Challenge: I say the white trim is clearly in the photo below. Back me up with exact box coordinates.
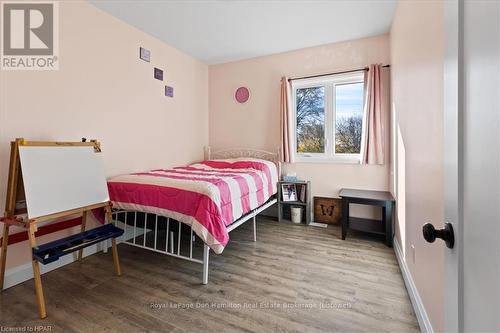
[309,222,328,228]
[443,0,463,331]
[394,237,434,333]
[294,155,361,164]
[2,242,107,290]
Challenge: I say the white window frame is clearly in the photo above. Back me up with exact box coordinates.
[291,72,365,164]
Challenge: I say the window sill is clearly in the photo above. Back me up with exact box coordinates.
[294,156,362,164]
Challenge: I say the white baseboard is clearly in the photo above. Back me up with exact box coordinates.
[393,238,434,333]
[309,222,328,228]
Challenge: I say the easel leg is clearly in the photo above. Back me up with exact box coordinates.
[28,224,46,319]
[105,207,121,276]
[77,211,88,261]
[31,260,46,318]
[0,224,10,291]
[111,239,121,276]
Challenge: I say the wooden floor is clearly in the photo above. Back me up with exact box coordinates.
[0,218,419,332]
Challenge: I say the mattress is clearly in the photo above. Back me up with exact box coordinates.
[107,158,278,254]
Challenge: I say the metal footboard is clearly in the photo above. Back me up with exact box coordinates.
[110,197,277,284]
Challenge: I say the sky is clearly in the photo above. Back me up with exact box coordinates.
[335,82,364,119]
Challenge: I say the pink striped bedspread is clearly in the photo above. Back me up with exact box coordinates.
[107,159,278,254]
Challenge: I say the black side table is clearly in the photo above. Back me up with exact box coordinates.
[339,188,395,247]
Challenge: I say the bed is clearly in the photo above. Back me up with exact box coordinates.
[107,147,280,284]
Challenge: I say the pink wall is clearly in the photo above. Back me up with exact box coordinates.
[0,1,208,271]
[390,1,444,331]
[209,35,391,217]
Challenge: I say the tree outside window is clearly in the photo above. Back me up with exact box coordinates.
[293,73,365,162]
[296,86,325,153]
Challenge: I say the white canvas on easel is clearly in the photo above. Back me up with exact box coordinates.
[18,146,109,219]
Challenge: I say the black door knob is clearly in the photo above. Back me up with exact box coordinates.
[422,223,454,249]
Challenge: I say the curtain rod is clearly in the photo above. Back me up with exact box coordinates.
[288,64,390,82]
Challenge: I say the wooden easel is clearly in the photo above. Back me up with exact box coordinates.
[0,139,122,319]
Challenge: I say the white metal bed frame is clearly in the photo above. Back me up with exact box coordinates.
[111,147,281,285]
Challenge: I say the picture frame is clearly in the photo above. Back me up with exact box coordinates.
[165,85,174,97]
[235,86,250,103]
[139,47,150,62]
[154,67,163,81]
[281,184,297,202]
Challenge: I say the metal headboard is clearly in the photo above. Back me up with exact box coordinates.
[204,146,282,176]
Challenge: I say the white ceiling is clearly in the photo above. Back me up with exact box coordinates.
[90,0,397,65]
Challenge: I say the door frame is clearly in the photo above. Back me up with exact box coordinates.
[443,0,464,331]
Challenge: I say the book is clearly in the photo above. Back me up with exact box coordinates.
[299,184,306,203]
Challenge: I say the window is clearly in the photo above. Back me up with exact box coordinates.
[292,72,365,163]
[296,86,325,154]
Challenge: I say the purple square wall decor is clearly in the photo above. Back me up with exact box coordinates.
[154,68,163,81]
[139,47,150,62]
[165,85,174,98]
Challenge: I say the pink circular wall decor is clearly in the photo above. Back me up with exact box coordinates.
[235,86,250,103]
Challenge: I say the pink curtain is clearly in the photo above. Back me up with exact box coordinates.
[280,77,293,163]
[362,64,385,164]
